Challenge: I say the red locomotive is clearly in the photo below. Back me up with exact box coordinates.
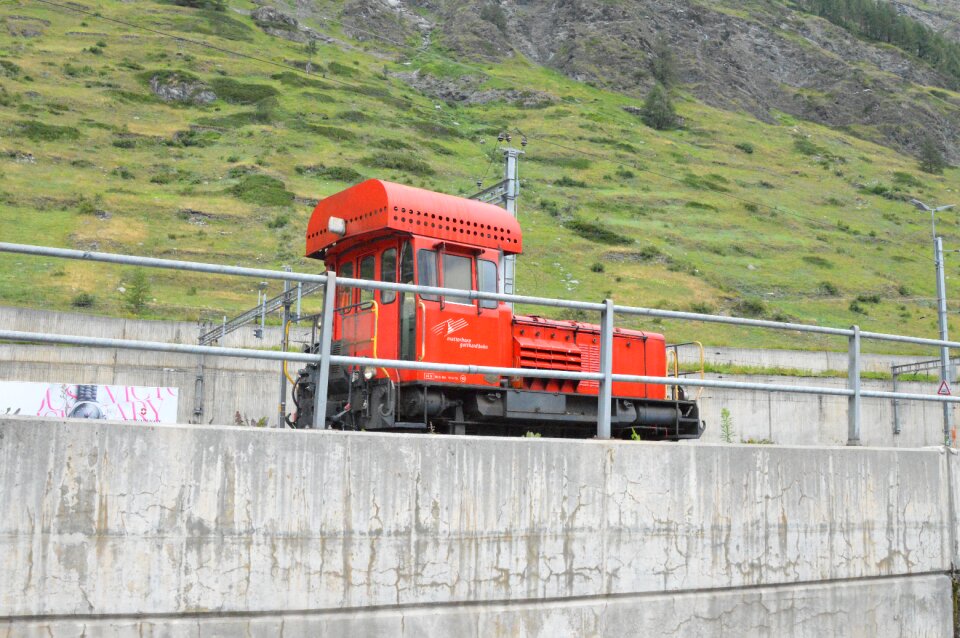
[291,179,703,440]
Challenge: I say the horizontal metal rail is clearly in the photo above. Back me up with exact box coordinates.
[8,241,960,349]
[5,330,960,406]
[4,241,960,445]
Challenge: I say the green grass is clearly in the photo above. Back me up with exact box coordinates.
[0,0,959,356]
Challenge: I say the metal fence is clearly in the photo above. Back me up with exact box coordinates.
[2,241,960,446]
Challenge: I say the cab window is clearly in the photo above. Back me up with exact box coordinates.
[337,261,353,309]
[381,248,397,304]
[478,259,498,309]
[417,249,438,301]
[442,253,472,305]
[359,254,375,304]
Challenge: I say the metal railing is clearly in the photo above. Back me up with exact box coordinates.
[2,241,960,446]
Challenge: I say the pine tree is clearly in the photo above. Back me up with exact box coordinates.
[124,269,151,315]
[919,135,947,175]
[641,83,678,130]
[650,36,676,87]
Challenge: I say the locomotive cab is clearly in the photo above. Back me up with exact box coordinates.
[292,179,703,440]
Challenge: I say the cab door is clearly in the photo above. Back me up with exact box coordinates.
[415,246,503,387]
[336,251,381,364]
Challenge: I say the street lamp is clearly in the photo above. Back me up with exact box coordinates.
[911,199,956,445]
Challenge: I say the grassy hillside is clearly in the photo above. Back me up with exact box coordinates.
[2,0,960,353]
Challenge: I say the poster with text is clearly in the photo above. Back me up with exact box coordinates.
[0,382,179,423]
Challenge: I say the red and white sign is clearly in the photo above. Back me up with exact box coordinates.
[939,380,952,396]
[0,381,178,423]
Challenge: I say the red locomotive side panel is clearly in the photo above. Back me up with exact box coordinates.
[512,316,667,400]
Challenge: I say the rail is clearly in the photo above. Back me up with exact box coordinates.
[1,241,959,445]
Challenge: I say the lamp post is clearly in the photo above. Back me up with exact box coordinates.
[911,199,956,446]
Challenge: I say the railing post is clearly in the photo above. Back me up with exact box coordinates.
[891,364,901,436]
[847,324,861,446]
[598,298,614,439]
[313,271,336,429]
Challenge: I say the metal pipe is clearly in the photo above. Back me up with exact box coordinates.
[0,329,321,364]
[892,365,901,436]
[848,325,862,446]
[279,275,290,429]
[0,242,330,286]
[936,236,953,446]
[614,304,854,337]
[12,328,960,403]
[313,272,337,430]
[9,241,960,349]
[597,299,614,439]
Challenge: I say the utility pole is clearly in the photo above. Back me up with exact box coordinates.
[502,146,523,297]
[911,199,956,446]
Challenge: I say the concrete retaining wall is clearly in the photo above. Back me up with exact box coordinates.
[0,416,955,636]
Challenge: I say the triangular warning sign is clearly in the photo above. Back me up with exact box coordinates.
[939,380,952,396]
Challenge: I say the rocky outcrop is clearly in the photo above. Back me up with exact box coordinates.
[251,6,328,44]
[364,0,960,161]
[392,70,556,107]
[148,73,216,105]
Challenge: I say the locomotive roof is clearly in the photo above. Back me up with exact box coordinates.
[306,179,523,259]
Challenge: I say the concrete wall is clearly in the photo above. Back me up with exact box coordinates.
[698,374,956,447]
[0,416,955,636]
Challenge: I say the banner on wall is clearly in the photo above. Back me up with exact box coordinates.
[0,382,179,423]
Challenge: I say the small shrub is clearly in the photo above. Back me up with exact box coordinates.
[270,71,330,89]
[266,214,289,229]
[849,300,867,315]
[819,281,839,296]
[338,110,368,123]
[802,255,833,268]
[111,166,135,180]
[682,173,729,192]
[615,167,635,179]
[15,120,80,142]
[0,60,21,78]
[71,292,95,308]
[209,77,278,104]
[372,138,412,151]
[566,218,632,245]
[112,138,137,149]
[743,202,759,213]
[689,301,714,314]
[360,153,434,176]
[296,164,363,182]
[732,297,767,318]
[720,408,735,444]
[898,284,910,296]
[856,293,881,304]
[685,201,718,211]
[77,195,104,215]
[590,262,605,273]
[554,176,588,188]
[539,199,561,217]
[230,174,295,207]
[892,171,923,188]
[295,123,356,141]
[734,142,754,154]
[327,61,355,77]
